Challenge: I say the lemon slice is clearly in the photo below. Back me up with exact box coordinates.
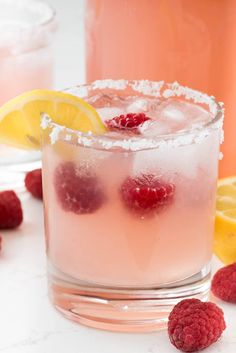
[0,89,106,149]
[215,176,236,264]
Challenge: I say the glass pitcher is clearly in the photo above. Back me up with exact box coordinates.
[85,0,236,177]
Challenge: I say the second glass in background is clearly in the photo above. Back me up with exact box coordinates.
[0,0,56,190]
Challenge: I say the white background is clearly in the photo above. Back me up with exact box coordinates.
[49,0,85,89]
[0,0,236,352]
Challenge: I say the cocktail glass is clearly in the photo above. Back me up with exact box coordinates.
[0,0,56,191]
[41,80,223,332]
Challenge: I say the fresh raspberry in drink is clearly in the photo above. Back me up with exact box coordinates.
[120,174,175,215]
[168,298,226,352]
[211,263,236,303]
[54,162,105,214]
[0,191,23,229]
[106,112,151,132]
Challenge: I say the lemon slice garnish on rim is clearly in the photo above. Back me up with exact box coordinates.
[0,89,106,149]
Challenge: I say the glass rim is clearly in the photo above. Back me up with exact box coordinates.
[42,80,224,152]
[0,0,56,54]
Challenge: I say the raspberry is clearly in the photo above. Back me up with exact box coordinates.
[106,112,151,132]
[0,191,23,229]
[168,299,226,352]
[54,162,105,214]
[211,263,236,303]
[120,174,175,215]
[25,169,43,199]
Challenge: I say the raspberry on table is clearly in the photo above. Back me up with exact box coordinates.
[106,112,151,132]
[25,169,43,199]
[0,190,23,229]
[54,162,105,214]
[120,174,175,215]
[211,263,236,303]
[168,298,226,352]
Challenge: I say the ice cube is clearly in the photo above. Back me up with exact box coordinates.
[87,93,126,108]
[158,101,186,122]
[126,98,149,113]
[126,97,160,113]
[97,107,124,122]
[158,99,210,127]
[133,143,200,180]
[140,120,171,137]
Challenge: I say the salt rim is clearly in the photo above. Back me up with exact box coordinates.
[41,80,224,152]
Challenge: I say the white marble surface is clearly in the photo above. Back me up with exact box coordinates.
[0,0,236,352]
[0,196,236,353]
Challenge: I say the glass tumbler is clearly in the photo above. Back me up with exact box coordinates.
[41,80,223,332]
[0,0,56,191]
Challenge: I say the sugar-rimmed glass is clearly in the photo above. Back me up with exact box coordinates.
[41,80,223,332]
[0,0,56,191]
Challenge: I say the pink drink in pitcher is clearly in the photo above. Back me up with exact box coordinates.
[85,0,235,177]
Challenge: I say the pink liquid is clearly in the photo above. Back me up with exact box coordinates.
[43,95,219,287]
[85,0,236,177]
[0,0,55,181]
[0,43,53,190]
[0,47,53,105]
[0,47,53,190]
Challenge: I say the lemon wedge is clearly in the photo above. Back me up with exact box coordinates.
[0,89,106,149]
[215,176,236,264]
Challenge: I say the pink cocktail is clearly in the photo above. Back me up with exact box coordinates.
[42,80,223,332]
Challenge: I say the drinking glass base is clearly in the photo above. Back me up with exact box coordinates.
[48,265,211,332]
